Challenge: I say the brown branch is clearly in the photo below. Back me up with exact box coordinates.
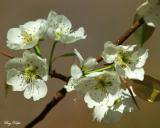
[0,51,14,58]
[25,71,69,128]
[50,70,70,82]
[25,88,67,128]
[25,18,145,128]
[96,18,144,62]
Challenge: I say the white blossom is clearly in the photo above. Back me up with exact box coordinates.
[64,49,98,93]
[5,51,48,101]
[47,10,86,43]
[65,70,121,102]
[137,0,160,27]
[84,88,136,123]
[102,41,148,81]
[7,19,48,50]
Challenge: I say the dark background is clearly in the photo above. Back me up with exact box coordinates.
[0,0,160,128]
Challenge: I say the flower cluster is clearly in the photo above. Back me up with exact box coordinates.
[6,10,86,101]
[65,42,148,123]
[5,1,158,124]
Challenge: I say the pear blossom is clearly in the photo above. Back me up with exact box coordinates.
[47,10,86,43]
[7,19,48,50]
[84,88,136,123]
[65,69,121,102]
[137,0,160,27]
[64,49,98,93]
[102,41,148,81]
[5,51,48,101]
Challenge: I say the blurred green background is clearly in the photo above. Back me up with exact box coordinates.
[0,0,160,128]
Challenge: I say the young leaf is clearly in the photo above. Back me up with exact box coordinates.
[53,52,76,63]
[132,75,160,102]
[134,14,155,47]
[58,52,76,58]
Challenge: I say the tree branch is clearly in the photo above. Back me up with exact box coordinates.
[25,18,144,128]
[25,88,67,128]
[50,70,70,82]
[96,18,144,62]
[0,51,14,59]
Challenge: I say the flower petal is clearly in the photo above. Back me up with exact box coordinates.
[131,48,149,68]
[7,28,24,50]
[84,93,99,108]
[24,79,47,101]
[93,104,108,122]
[83,57,97,71]
[6,69,27,91]
[125,66,145,81]
[71,64,82,79]
[102,41,118,63]
[60,27,86,43]
[74,49,84,65]
[118,44,136,52]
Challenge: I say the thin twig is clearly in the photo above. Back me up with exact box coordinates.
[120,78,141,110]
[96,18,144,62]
[0,51,14,58]
[25,18,144,128]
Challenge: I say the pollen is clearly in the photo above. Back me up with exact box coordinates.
[21,30,36,44]
[95,75,112,92]
[24,65,38,79]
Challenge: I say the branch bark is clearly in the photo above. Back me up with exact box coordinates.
[25,18,144,128]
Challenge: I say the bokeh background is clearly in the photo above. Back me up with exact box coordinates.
[0,0,160,128]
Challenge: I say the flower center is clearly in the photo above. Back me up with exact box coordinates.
[116,51,131,68]
[24,65,39,79]
[95,75,112,92]
[21,30,36,44]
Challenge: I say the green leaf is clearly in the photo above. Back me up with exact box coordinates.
[132,75,160,102]
[134,14,155,47]
[58,52,76,58]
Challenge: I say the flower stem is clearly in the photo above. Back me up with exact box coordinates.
[34,45,42,57]
[84,64,114,75]
[49,41,58,75]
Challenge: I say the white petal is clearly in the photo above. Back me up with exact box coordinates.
[88,89,106,102]
[84,93,99,108]
[47,27,57,40]
[7,28,24,50]
[64,78,76,92]
[6,69,27,91]
[93,104,108,122]
[60,27,86,44]
[115,64,126,79]
[125,66,145,81]
[24,79,47,101]
[5,57,25,71]
[131,48,149,68]
[102,41,118,63]
[74,49,84,65]
[118,44,136,52]
[83,57,98,71]
[70,64,82,79]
